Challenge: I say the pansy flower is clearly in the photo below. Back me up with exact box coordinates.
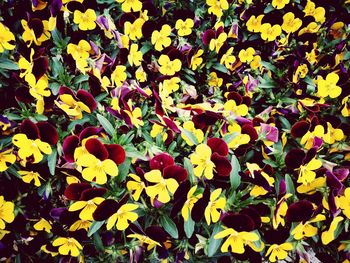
[0,148,16,172]
[21,18,51,46]
[206,0,229,18]
[52,237,82,257]
[181,185,202,221]
[158,55,182,76]
[175,18,194,37]
[55,86,97,119]
[0,22,15,52]
[190,144,216,180]
[73,9,96,30]
[316,72,342,99]
[204,188,226,225]
[246,15,264,32]
[0,196,15,229]
[116,0,142,13]
[151,24,172,51]
[12,119,58,164]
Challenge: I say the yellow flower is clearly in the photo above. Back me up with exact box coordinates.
[151,24,172,51]
[207,0,229,18]
[53,237,82,257]
[291,214,326,240]
[190,49,204,70]
[162,77,180,94]
[272,195,291,229]
[73,9,96,31]
[304,0,325,23]
[209,32,227,53]
[317,73,342,99]
[111,65,127,87]
[323,122,344,144]
[208,72,223,88]
[69,197,104,220]
[76,153,118,185]
[128,233,161,250]
[126,173,145,201]
[128,43,143,67]
[214,228,259,254]
[260,23,282,42]
[18,170,44,187]
[124,18,144,40]
[190,144,215,180]
[145,170,179,204]
[224,100,248,116]
[181,121,204,146]
[0,23,15,52]
[338,188,350,219]
[300,124,324,149]
[116,0,142,12]
[266,243,293,262]
[67,40,91,60]
[158,55,182,76]
[175,18,194,36]
[293,63,308,83]
[297,158,322,185]
[204,188,226,225]
[272,0,289,9]
[250,55,262,70]
[34,218,52,233]
[55,94,91,120]
[246,15,264,32]
[220,47,236,69]
[297,176,326,194]
[125,104,144,128]
[0,196,15,229]
[12,133,52,163]
[282,12,302,33]
[0,149,16,172]
[321,216,344,245]
[21,20,51,46]
[182,186,202,221]
[69,220,91,231]
[106,203,139,230]
[238,47,255,63]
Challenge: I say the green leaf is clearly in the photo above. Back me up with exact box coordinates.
[47,149,57,176]
[207,224,223,257]
[181,128,198,145]
[184,157,195,184]
[88,221,105,237]
[0,59,19,70]
[96,113,115,137]
[184,216,195,238]
[93,232,104,251]
[160,215,179,239]
[115,158,131,183]
[229,154,241,190]
[212,63,228,74]
[285,174,295,195]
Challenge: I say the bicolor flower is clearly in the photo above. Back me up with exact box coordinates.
[34,218,52,233]
[69,197,105,221]
[321,216,344,245]
[297,157,322,185]
[291,214,326,240]
[127,233,161,250]
[116,0,142,12]
[18,170,44,187]
[190,49,204,70]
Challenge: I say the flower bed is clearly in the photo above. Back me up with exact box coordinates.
[0,0,350,262]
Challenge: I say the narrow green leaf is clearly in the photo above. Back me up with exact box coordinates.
[96,113,115,137]
[212,63,228,74]
[93,232,104,251]
[0,59,19,70]
[160,215,179,239]
[229,155,241,190]
[116,158,131,183]
[184,157,195,184]
[181,128,198,145]
[184,216,195,238]
[88,221,105,237]
[207,224,223,257]
[285,174,295,195]
[48,149,57,175]
[222,132,238,144]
